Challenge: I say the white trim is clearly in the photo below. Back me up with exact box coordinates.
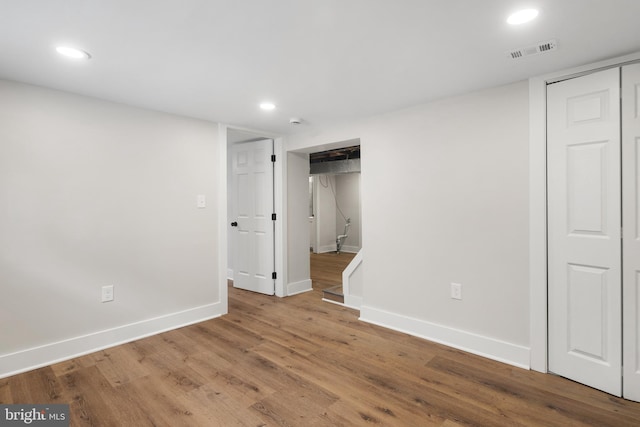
[317,244,337,253]
[320,295,363,311]
[528,51,640,374]
[287,279,312,296]
[218,124,229,314]
[312,241,358,255]
[360,305,530,369]
[322,298,347,307]
[274,137,286,297]
[0,303,224,379]
[227,268,233,281]
[339,245,360,254]
[342,250,363,310]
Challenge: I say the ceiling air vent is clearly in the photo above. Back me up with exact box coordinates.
[507,39,557,59]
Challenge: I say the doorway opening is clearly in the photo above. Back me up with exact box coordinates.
[227,127,277,296]
[308,145,361,304]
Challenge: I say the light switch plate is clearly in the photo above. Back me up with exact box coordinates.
[197,194,206,208]
[101,285,114,303]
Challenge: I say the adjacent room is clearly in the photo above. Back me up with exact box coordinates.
[2,1,640,425]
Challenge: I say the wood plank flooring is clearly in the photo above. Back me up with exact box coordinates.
[311,251,356,293]
[3,261,640,425]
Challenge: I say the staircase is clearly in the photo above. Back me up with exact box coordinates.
[322,285,344,304]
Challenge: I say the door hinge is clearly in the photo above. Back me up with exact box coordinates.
[272,272,277,280]
[272,213,277,221]
[271,154,276,162]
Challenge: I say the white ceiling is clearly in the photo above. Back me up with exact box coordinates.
[2,0,640,135]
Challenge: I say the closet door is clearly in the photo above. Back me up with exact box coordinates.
[547,68,622,396]
[623,63,640,402]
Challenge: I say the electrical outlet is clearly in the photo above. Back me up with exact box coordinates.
[451,283,462,300]
[101,285,114,303]
[197,194,206,208]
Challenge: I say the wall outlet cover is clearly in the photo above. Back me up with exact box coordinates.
[451,283,462,300]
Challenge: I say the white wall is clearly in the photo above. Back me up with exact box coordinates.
[0,80,223,377]
[314,175,338,253]
[286,152,312,295]
[334,173,361,252]
[287,81,530,367]
[313,173,362,253]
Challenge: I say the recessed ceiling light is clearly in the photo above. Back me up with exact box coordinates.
[507,9,539,25]
[56,46,91,60]
[259,102,276,111]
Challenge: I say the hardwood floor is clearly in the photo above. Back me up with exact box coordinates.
[3,267,640,425]
[310,251,356,292]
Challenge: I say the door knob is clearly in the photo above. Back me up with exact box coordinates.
[230,221,238,227]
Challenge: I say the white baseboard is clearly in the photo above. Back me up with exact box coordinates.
[317,244,337,253]
[322,298,345,307]
[322,296,361,312]
[0,302,225,379]
[340,245,361,254]
[227,268,233,280]
[359,305,530,370]
[317,245,360,254]
[287,279,312,296]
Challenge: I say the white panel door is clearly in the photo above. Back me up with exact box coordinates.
[547,68,622,396]
[623,63,640,402]
[231,139,275,295]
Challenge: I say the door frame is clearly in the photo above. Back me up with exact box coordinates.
[286,138,362,298]
[528,51,640,373]
[230,138,276,295]
[222,124,286,298]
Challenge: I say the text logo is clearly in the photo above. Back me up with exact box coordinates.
[0,405,69,426]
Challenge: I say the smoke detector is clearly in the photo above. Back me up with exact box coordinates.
[507,39,557,59]
[289,118,303,125]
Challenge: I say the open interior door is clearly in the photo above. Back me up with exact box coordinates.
[230,139,275,295]
[622,63,640,402]
[547,68,622,396]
